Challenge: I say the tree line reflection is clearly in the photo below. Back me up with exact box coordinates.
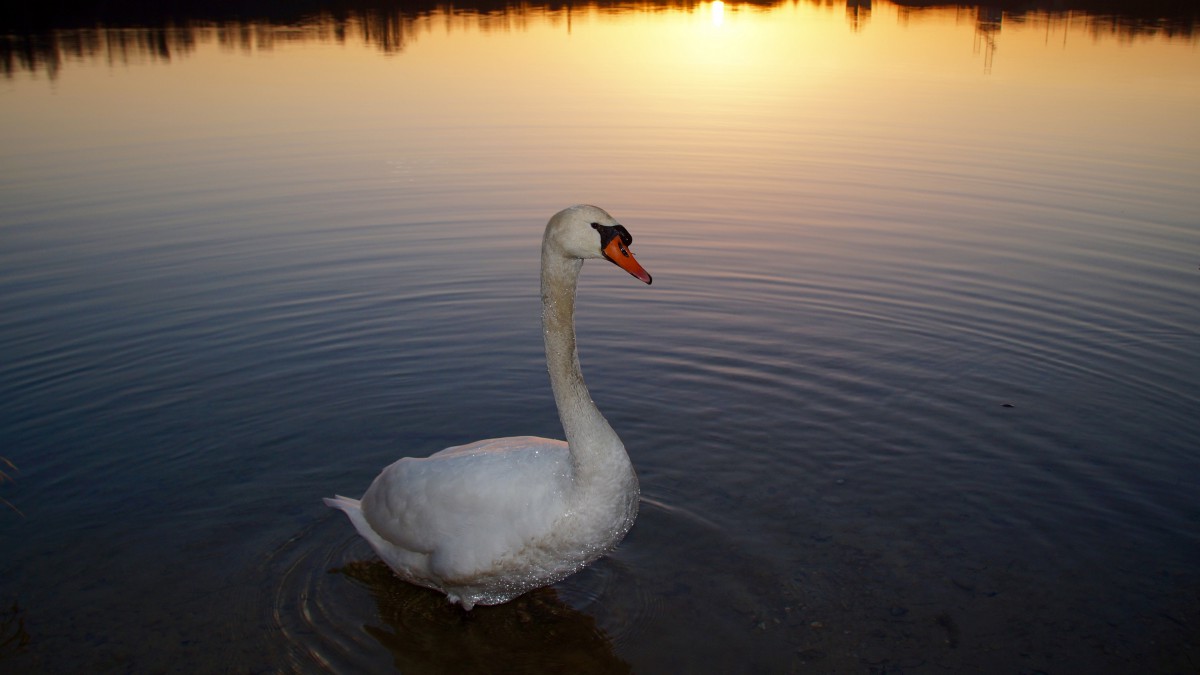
[3,0,1197,78]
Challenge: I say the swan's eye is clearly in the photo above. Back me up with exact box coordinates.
[593,222,633,252]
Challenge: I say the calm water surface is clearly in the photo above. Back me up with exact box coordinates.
[2,1,1199,672]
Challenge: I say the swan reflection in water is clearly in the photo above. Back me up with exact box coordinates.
[331,560,631,674]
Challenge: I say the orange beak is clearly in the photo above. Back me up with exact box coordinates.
[603,236,652,285]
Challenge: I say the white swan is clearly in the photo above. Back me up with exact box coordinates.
[325,205,652,609]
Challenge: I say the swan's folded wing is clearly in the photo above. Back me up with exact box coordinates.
[360,437,572,568]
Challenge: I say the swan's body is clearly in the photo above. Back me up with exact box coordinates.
[325,205,652,609]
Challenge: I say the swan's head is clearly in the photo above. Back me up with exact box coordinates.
[545,205,653,285]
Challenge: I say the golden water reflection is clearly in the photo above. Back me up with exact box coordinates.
[3,0,1197,79]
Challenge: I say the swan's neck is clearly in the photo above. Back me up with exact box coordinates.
[540,252,630,485]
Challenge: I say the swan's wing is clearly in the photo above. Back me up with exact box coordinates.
[360,436,572,575]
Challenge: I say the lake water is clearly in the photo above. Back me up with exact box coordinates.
[2,1,1199,672]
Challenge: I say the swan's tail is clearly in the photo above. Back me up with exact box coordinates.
[323,495,361,512]
[323,495,395,561]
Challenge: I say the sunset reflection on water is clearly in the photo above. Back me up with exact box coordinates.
[5,1,1198,78]
[8,0,1195,215]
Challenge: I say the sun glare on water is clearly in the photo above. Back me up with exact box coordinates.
[710,1,725,27]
